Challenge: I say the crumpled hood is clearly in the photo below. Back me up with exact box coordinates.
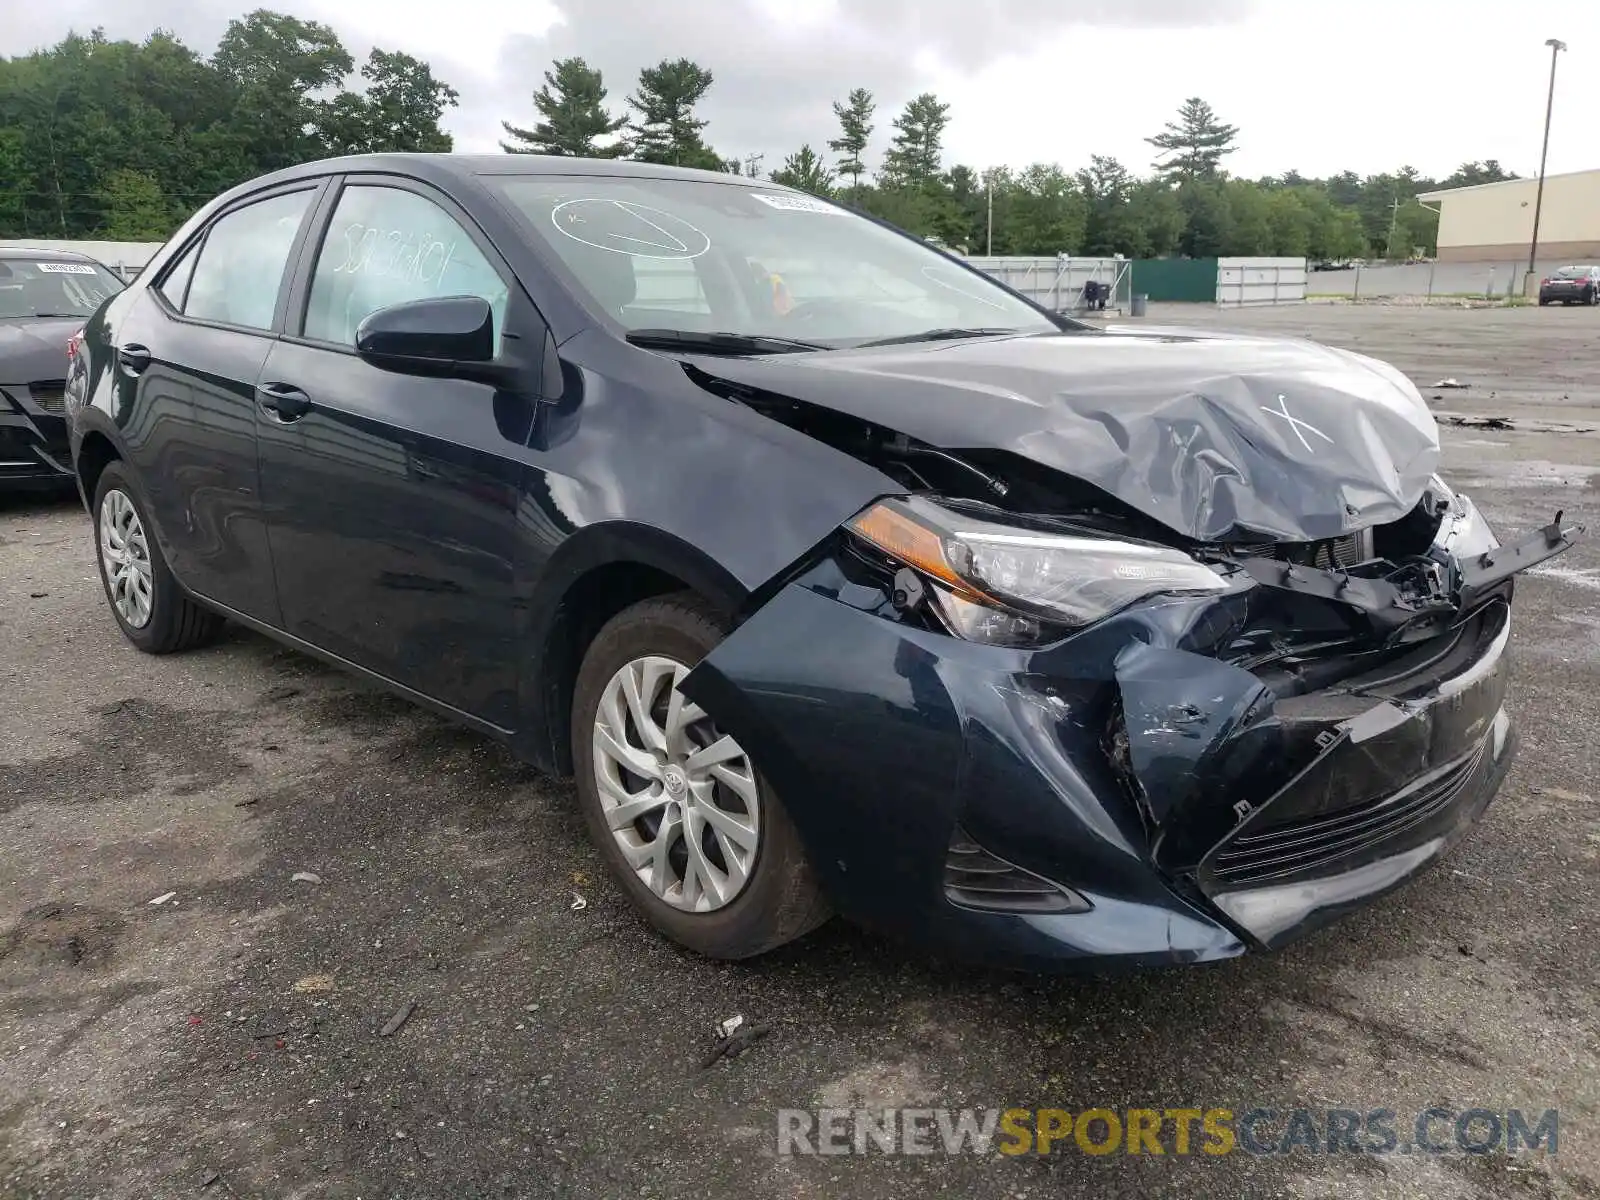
[688,326,1440,543]
[0,317,81,385]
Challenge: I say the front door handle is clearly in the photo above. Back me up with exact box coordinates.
[257,382,312,421]
[117,344,151,376]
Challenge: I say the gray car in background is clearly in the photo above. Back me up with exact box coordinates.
[0,247,124,491]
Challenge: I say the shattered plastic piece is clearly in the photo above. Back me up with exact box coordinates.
[700,1022,772,1069]
[379,1000,417,1038]
[290,871,323,884]
[1431,378,1470,388]
[569,892,588,911]
[148,892,177,906]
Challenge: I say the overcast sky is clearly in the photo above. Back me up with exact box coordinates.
[8,0,1599,182]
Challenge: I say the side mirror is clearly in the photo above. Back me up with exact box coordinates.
[355,296,497,377]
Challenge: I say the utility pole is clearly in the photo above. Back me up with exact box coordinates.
[1528,37,1567,283]
[1386,193,1403,260]
[986,176,994,256]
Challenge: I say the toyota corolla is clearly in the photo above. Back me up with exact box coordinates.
[66,155,1580,968]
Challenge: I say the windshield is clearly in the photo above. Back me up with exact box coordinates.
[1552,266,1593,279]
[0,258,124,319]
[485,175,1060,348]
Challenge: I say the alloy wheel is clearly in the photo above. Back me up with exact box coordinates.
[99,489,153,629]
[591,655,761,913]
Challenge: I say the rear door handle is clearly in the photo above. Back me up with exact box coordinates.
[117,344,151,376]
[257,382,312,421]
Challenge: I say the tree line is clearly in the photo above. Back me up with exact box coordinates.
[1,13,1518,262]
[0,11,458,240]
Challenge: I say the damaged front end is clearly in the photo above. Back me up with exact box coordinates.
[678,434,1580,966]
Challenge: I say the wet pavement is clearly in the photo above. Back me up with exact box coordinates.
[2,304,1598,1199]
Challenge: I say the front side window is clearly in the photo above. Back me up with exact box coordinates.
[184,190,314,331]
[0,258,123,320]
[303,185,509,349]
[485,175,1060,347]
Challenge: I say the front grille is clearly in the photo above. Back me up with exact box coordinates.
[944,829,1089,914]
[1233,530,1372,569]
[1210,742,1487,886]
[28,380,66,414]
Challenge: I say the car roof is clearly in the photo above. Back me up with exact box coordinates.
[0,246,102,263]
[236,152,795,192]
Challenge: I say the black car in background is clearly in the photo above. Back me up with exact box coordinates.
[0,248,124,491]
[65,155,1579,969]
[1537,264,1600,306]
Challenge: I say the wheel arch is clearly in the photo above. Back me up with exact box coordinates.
[74,429,122,510]
[520,521,750,774]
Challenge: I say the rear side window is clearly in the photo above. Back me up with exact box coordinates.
[183,190,314,331]
[157,240,199,310]
[302,185,509,349]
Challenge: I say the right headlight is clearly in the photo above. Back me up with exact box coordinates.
[1428,474,1499,559]
[846,496,1230,646]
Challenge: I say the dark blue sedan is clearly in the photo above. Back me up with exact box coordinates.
[66,155,1578,968]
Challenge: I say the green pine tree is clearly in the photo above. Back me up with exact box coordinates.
[502,57,626,157]
[828,88,874,197]
[626,58,721,170]
[1147,97,1239,182]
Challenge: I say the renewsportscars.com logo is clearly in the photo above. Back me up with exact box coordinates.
[775,1107,1560,1157]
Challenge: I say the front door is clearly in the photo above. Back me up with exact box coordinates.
[117,186,319,624]
[256,179,531,728]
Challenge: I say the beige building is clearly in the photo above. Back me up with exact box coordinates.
[1418,169,1600,263]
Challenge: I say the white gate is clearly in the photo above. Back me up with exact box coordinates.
[963,255,1132,314]
[1217,257,1307,306]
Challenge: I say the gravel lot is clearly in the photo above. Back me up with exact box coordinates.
[3,303,1598,1199]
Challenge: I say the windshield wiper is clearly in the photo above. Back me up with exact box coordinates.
[625,329,828,355]
[854,326,1027,348]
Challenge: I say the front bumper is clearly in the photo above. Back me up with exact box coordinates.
[0,384,73,491]
[681,570,1517,970]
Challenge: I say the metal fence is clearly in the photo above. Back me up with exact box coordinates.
[1304,260,1561,301]
[1216,257,1308,307]
[962,255,1132,314]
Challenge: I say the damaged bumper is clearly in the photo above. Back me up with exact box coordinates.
[680,549,1529,970]
[0,385,73,491]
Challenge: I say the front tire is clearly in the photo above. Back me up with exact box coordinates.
[571,594,829,959]
[93,462,223,654]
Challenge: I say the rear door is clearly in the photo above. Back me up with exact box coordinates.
[254,175,535,727]
[116,184,324,624]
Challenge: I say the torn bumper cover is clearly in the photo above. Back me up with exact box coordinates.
[678,515,1576,970]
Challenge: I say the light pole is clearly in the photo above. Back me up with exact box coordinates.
[1527,37,1566,281]
[985,175,994,256]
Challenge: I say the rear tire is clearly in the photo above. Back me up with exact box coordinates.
[570,593,830,959]
[93,462,224,654]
